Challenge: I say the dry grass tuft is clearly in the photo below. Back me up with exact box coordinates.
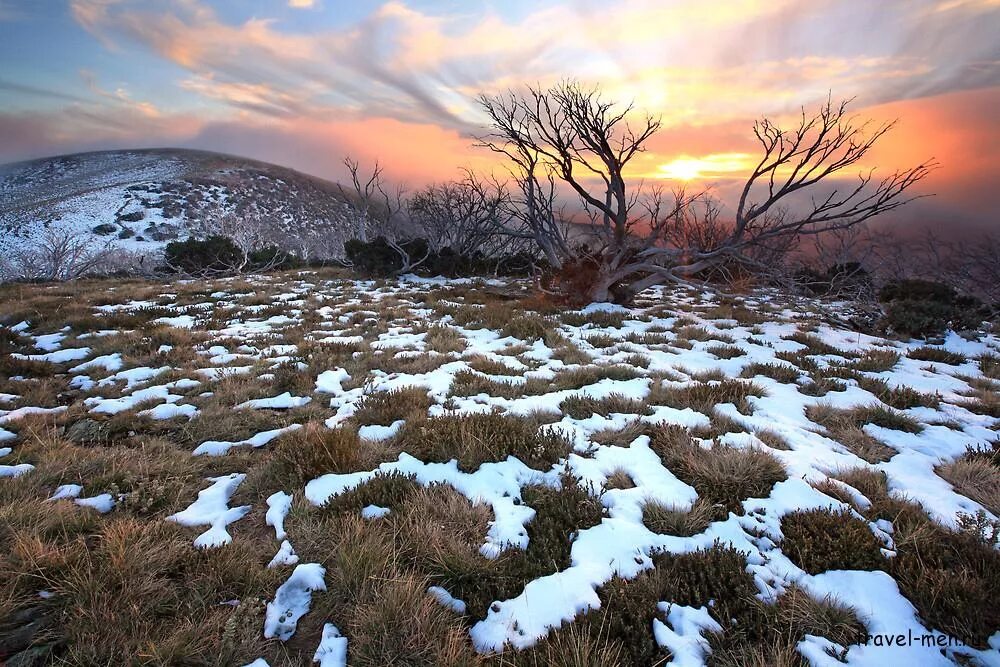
[649,425,786,513]
[805,403,917,463]
[558,393,651,419]
[272,422,362,480]
[937,446,1000,515]
[397,412,571,472]
[353,386,432,426]
[649,379,766,415]
[425,324,466,354]
[641,498,722,536]
[908,346,966,365]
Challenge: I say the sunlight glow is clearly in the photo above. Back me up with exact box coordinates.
[657,153,754,181]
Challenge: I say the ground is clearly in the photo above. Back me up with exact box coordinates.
[0,270,998,667]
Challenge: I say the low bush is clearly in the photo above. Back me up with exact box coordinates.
[908,346,965,365]
[780,509,885,574]
[879,279,987,337]
[164,235,245,275]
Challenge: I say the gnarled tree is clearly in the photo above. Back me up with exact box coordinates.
[340,156,429,275]
[479,83,936,304]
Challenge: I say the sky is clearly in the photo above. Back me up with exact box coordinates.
[0,0,998,227]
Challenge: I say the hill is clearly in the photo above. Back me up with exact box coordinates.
[0,148,357,261]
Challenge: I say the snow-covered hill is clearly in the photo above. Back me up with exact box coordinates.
[0,148,358,261]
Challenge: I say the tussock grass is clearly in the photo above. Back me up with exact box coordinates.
[465,354,526,376]
[978,352,1000,379]
[706,343,745,359]
[560,310,627,328]
[558,393,651,419]
[785,331,849,357]
[851,348,901,372]
[272,423,362,481]
[854,376,941,410]
[590,420,649,448]
[649,379,766,415]
[397,412,571,472]
[649,425,786,513]
[603,468,635,490]
[937,445,1000,515]
[740,362,801,383]
[908,346,966,365]
[641,498,722,536]
[353,386,432,425]
[425,324,466,354]
[501,314,558,343]
[449,369,524,399]
[804,404,898,463]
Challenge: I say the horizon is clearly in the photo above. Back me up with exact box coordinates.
[1,0,998,228]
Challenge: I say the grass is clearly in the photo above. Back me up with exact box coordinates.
[396,412,572,472]
[1,272,993,663]
[558,393,652,419]
[352,386,432,425]
[425,324,466,354]
[908,346,966,365]
[937,445,1000,515]
[805,402,925,463]
[271,423,363,481]
[853,376,941,410]
[649,379,766,415]
[649,425,787,514]
[740,361,801,383]
[641,498,722,536]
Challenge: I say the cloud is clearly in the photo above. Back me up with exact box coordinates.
[288,0,316,8]
[5,0,994,230]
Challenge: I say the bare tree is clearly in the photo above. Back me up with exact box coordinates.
[480,83,935,303]
[871,228,1000,306]
[0,228,114,282]
[407,173,515,258]
[340,157,429,275]
[338,156,388,243]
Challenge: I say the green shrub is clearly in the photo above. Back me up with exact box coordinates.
[164,235,245,275]
[781,509,885,574]
[879,279,987,337]
[879,279,955,304]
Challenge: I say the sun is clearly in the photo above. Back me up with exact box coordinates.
[657,153,755,181]
[658,158,704,181]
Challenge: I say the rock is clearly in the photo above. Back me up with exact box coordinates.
[64,419,111,445]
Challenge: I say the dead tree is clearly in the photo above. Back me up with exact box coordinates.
[0,229,113,282]
[407,174,512,257]
[480,84,935,303]
[339,157,429,275]
[338,156,387,243]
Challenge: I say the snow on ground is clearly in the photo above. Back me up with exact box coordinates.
[1,273,998,665]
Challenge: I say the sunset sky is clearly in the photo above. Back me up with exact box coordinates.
[1,0,997,227]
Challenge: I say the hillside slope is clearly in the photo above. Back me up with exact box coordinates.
[0,148,357,261]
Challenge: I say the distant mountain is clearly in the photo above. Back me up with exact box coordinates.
[0,148,358,260]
